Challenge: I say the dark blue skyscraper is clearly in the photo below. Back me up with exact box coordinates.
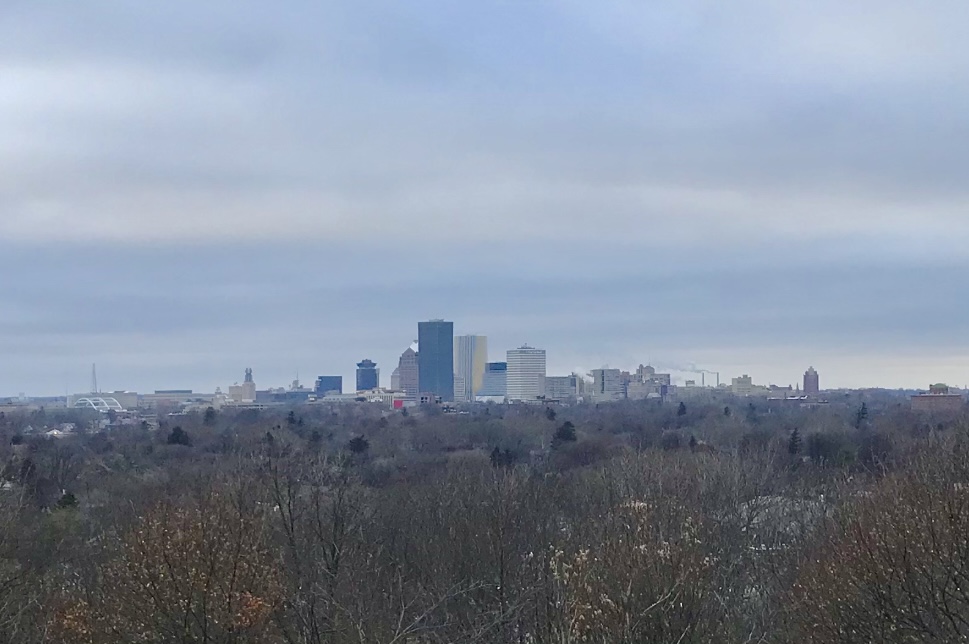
[418,319,454,402]
[356,359,379,391]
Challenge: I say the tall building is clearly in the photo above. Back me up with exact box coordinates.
[418,320,454,402]
[590,368,624,401]
[803,367,820,396]
[396,346,420,402]
[315,375,343,395]
[506,345,546,402]
[453,334,488,402]
[229,368,257,402]
[356,359,379,391]
[478,362,507,399]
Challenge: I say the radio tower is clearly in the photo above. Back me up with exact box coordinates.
[91,363,99,394]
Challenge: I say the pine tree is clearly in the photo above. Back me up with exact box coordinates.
[788,428,802,455]
[677,402,687,416]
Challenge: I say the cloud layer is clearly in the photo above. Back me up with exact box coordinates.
[1,2,967,393]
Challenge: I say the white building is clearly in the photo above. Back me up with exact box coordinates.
[453,335,488,402]
[506,345,546,403]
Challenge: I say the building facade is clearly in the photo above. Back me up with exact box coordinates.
[478,362,508,399]
[453,334,488,402]
[912,384,965,413]
[396,346,420,402]
[356,359,379,392]
[590,368,624,401]
[803,367,820,396]
[506,345,546,402]
[229,368,257,402]
[418,320,454,402]
[545,373,583,401]
[315,375,343,396]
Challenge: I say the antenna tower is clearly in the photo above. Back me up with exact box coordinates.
[91,363,98,394]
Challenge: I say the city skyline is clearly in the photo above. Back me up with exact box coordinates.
[2,3,968,395]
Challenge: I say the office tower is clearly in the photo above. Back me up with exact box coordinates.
[804,367,820,396]
[590,368,624,401]
[315,375,343,396]
[546,373,583,401]
[479,362,507,398]
[453,334,488,402]
[356,359,379,391]
[418,320,454,401]
[506,345,546,402]
[396,345,419,402]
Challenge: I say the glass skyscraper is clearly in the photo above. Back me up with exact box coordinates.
[356,359,379,391]
[418,319,454,402]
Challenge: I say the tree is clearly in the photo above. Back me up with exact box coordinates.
[166,426,192,447]
[788,428,802,456]
[347,436,370,454]
[553,421,577,444]
[203,406,217,425]
[56,492,78,510]
[854,402,869,429]
[689,435,698,451]
[724,406,731,417]
[661,431,682,451]
[52,492,282,643]
[545,407,557,422]
[677,402,687,416]
[286,410,297,426]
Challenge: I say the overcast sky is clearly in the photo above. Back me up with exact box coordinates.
[2,1,968,395]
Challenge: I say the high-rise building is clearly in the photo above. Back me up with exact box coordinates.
[478,362,507,399]
[453,334,488,402]
[356,359,379,391]
[418,320,454,402]
[590,368,624,401]
[803,367,820,396]
[396,346,420,402]
[315,375,343,395]
[506,345,546,402]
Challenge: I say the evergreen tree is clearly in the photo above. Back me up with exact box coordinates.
[348,436,370,454]
[788,428,802,455]
[855,402,869,429]
[166,426,192,447]
[553,421,577,444]
[677,402,687,416]
[203,406,217,426]
[724,406,731,417]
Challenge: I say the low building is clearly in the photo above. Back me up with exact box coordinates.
[912,384,965,413]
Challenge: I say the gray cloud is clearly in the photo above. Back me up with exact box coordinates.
[0,2,966,392]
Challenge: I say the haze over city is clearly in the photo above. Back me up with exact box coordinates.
[3,1,969,394]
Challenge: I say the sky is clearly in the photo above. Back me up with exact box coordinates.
[2,1,969,395]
